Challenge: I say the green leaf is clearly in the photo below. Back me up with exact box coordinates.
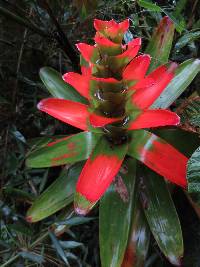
[19,252,44,264]
[138,0,162,12]
[26,162,84,222]
[39,67,87,104]
[27,135,67,151]
[26,132,101,168]
[138,1,185,33]
[173,0,187,17]
[59,240,84,249]
[187,146,200,205]
[162,10,185,33]
[49,231,70,266]
[56,216,95,226]
[152,58,200,109]
[175,31,200,50]
[138,168,183,265]
[73,0,98,20]
[122,196,150,267]
[99,158,136,267]
[3,187,35,202]
[145,16,175,72]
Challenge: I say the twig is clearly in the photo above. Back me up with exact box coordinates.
[1,0,31,19]
[0,7,49,38]
[29,231,49,249]
[1,254,20,267]
[12,12,29,105]
[1,126,9,189]
[37,0,80,71]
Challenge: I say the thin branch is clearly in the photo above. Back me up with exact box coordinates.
[1,254,20,267]
[37,0,80,71]
[0,7,49,38]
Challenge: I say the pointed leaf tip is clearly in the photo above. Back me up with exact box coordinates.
[145,16,175,72]
[39,67,86,103]
[168,256,182,266]
[128,109,180,130]
[94,18,129,35]
[123,54,151,81]
[26,216,33,223]
[76,42,98,63]
[62,72,90,99]
[132,63,176,109]
[37,98,89,130]
[74,192,96,215]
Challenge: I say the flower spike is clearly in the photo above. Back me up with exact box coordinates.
[94,19,129,42]
[35,18,188,217]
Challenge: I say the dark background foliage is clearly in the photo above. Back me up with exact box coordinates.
[0,0,200,266]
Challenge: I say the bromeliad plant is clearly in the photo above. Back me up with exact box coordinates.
[26,16,200,266]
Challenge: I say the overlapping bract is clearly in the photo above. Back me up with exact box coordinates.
[37,18,188,214]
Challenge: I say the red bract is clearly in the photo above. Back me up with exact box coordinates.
[37,18,188,215]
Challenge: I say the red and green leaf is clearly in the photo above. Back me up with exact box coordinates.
[123,54,151,81]
[131,63,177,109]
[74,137,128,215]
[94,18,129,43]
[95,32,122,56]
[37,98,89,130]
[145,16,175,73]
[128,130,188,188]
[26,132,101,168]
[108,38,141,71]
[128,109,180,129]
[76,42,99,63]
[62,72,90,99]
[89,113,121,127]
[153,128,200,157]
[152,58,200,109]
[39,67,87,104]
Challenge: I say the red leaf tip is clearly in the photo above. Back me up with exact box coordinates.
[26,216,33,223]
[162,16,174,26]
[167,62,178,73]
[37,99,46,111]
[175,114,180,125]
[62,72,70,81]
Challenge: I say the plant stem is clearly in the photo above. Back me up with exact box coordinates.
[37,0,80,71]
[1,254,19,267]
[0,7,49,37]
[29,231,49,249]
